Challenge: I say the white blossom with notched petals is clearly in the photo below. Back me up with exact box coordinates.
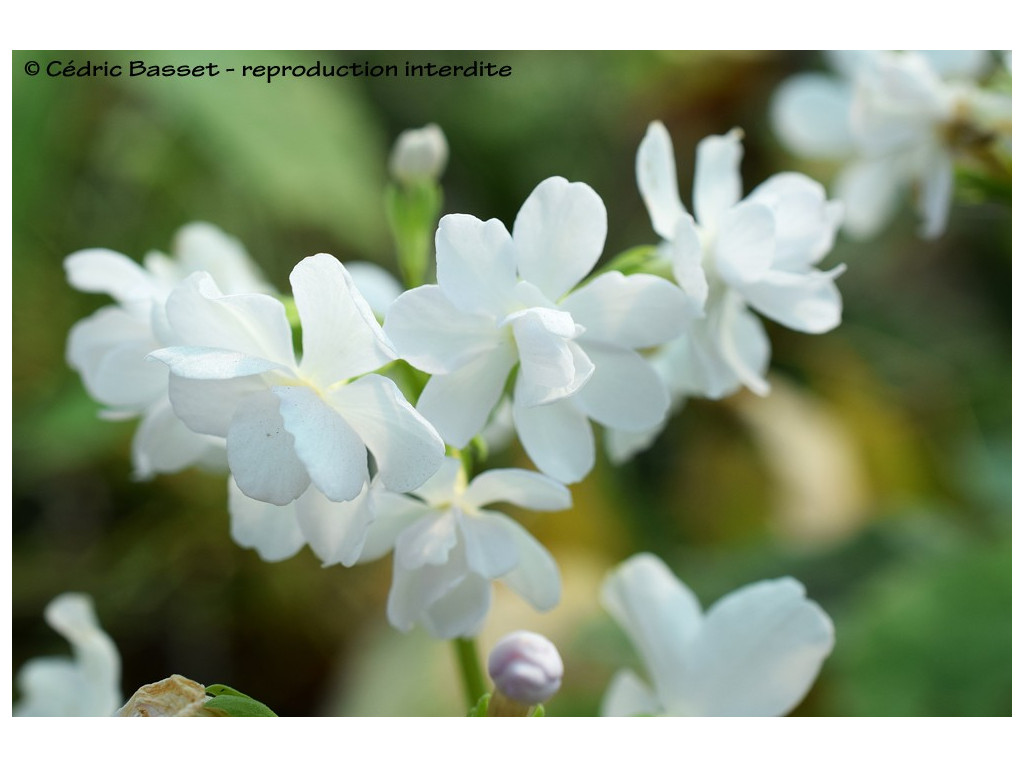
[635,122,845,402]
[772,50,1008,239]
[15,593,122,716]
[150,253,444,506]
[601,553,834,717]
[65,222,272,479]
[385,176,689,484]
[357,457,569,639]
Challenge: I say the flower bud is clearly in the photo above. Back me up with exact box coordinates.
[389,123,448,185]
[117,674,219,717]
[487,630,563,705]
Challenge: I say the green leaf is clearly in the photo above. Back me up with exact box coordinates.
[467,692,491,717]
[529,703,546,716]
[203,684,277,716]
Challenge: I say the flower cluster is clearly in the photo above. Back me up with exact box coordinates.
[772,50,1011,239]
[51,112,868,716]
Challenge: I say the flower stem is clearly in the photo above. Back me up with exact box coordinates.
[453,637,488,710]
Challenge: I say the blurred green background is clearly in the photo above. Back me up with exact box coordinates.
[11,50,1011,716]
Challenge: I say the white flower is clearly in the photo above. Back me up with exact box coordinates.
[385,176,690,483]
[15,593,122,716]
[600,553,834,717]
[636,122,845,401]
[772,50,1007,239]
[389,123,449,185]
[358,456,569,639]
[65,222,272,479]
[150,253,445,506]
[488,630,564,704]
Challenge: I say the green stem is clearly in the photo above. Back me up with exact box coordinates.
[453,637,488,710]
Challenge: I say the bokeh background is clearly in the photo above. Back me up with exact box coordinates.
[12,50,1011,716]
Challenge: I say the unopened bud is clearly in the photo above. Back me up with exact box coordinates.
[389,124,448,185]
[117,674,219,717]
[487,630,563,705]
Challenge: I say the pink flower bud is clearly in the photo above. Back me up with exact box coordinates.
[487,630,563,704]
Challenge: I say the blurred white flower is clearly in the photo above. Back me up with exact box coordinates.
[488,630,563,704]
[65,222,272,478]
[389,123,449,185]
[15,593,122,716]
[635,122,845,402]
[385,176,689,483]
[150,253,444,506]
[772,50,1008,239]
[358,457,569,639]
[600,553,834,717]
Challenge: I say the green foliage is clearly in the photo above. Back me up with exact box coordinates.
[385,181,443,288]
[204,684,278,717]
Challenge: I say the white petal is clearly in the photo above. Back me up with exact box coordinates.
[384,285,502,374]
[494,515,561,611]
[295,484,375,567]
[455,510,519,579]
[463,469,571,512]
[604,422,664,464]
[386,550,468,635]
[227,390,311,505]
[601,669,661,717]
[667,216,709,312]
[511,309,594,407]
[636,121,687,240]
[574,342,670,432]
[834,157,905,240]
[275,385,368,503]
[67,307,164,410]
[228,477,305,562]
[513,381,594,484]
[512,177,607,300]
[149,346,287,381]
[694,129,744,231]
[416,344,517,448]
[747,172,843,270]
[770,73,855,159]
[560,271,690,349]
[714,201,776,287]
[715,296,772,397]
[740,265,846,334]
[915,49,990,79]
[916,153,953,239]
[600,553,701,704]
[64,248,157,305]
[15,659,87,716]
[328,374,445,493]
[409,456,462,508]
[421,573,492,640]
[357,491,432,563]
[291,254,395,385]
[164,272,296,366]
[172,221,272,295]
[435,214,518,315]
[131,397,226,479]
[165,372,267,437]
[683,577,834,716]
[394,511,458,570]
[344,261,403,317]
